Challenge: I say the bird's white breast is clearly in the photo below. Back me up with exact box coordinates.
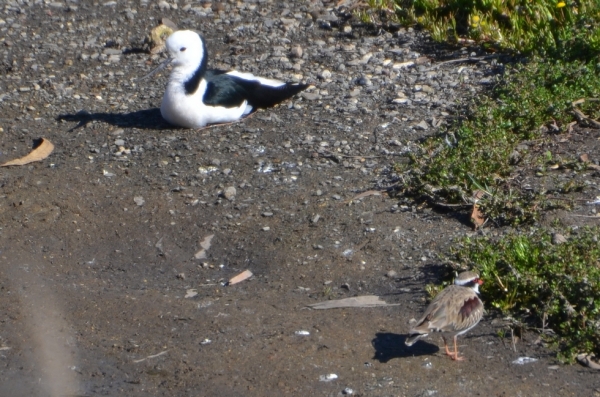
[160,76,248,128]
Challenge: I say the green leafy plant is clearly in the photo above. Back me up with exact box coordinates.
[398,59,600,225]
[354,0,403,25]
[452,227,600,361]
[394,0,600,58]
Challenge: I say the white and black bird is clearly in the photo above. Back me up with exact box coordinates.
[405,271,484,361]
[144,30,309,129]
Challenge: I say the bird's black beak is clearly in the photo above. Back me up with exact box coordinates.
[138,56,173,81]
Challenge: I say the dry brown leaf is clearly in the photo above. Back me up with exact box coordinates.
[150,22,177,54]
[228,270,253,285]
[472,189,485,203]
[471,204,485,229]
[578,154,600,170]
[345,190,384,204]
[1,138,54,167]
[577,354,600,370]
[588,163,600,171]
[571,106,600,128]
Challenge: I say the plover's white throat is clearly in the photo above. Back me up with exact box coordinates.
[147,30,309,129]
[405,271,484,361]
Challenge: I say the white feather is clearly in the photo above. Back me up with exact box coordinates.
[161,78,249,128]
[225,71,285,87]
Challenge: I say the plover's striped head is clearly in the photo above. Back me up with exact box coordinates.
[454,271,483,293]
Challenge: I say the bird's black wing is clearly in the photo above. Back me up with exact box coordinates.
[203,72,308,109]
[202,72,260,108]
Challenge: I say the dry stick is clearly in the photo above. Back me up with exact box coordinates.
[344,190,386,204]
[572,107,600,128]
[432,54,503,68]
[542,312,548,333]
[433,202,472,208]
[354,238,371,252]
[546,196,593,202]
[133,350,168,363]
[319,151,381,159]
[320,149,412,160]
[511,328,517,352]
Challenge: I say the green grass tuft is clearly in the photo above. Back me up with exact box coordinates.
[393,0,600,59]
[452,227,600,362]
[401,59,600,225]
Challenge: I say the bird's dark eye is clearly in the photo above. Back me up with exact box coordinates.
[180,47,186,52]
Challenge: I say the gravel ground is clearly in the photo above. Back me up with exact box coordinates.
[1,1,600,396]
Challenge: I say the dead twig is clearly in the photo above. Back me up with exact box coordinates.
[571,98,600,129]
[344,190,386,204]
[511,328,517,352]
[432,54,502,68]
[133,350,168,363]
[319,150,380,160]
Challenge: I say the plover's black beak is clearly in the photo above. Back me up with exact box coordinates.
[138,56,173,81]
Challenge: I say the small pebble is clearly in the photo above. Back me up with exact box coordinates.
[551,233,567,245]
[318,69,332,79]
[223,186,236,200]
[512,357,538,365]
[290,45,303,58]
[319,373,338,382]
[415,120,429,130]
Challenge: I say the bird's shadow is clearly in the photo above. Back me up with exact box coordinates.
[372,332,439,363]
[56,108,176,131]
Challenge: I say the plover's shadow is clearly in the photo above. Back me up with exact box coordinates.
[57,108,175,131]
[372,332,439,362]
